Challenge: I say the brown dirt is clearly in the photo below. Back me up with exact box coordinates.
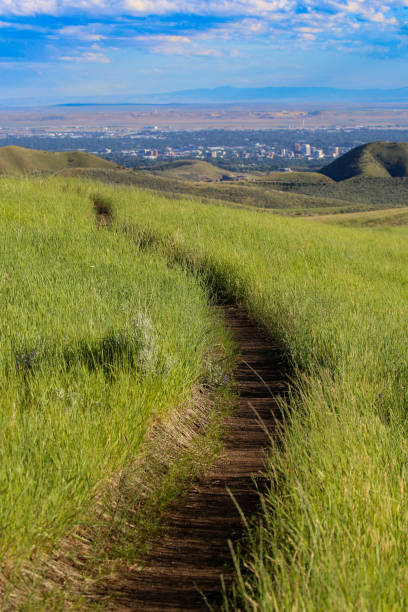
[99,305,287,611]
[93,194,113,227]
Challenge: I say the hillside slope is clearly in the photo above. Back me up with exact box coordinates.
[256,171,334,184]
[0,145,117,174]
[63,167,366,214]
[152,159,234,182]
[320,141,408,181]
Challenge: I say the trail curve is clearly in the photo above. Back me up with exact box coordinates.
[101,305,287,611]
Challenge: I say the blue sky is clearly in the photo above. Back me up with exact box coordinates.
[0,1,407,100]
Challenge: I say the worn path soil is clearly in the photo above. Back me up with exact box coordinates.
[104,305,287,611]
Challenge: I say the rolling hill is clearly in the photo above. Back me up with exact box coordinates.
[320,141,408,181]
[63,166,365,214]
[0,145,117,174]
[151,159,235,182]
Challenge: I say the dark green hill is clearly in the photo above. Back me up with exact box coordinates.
[0,146,117,175]
[320,142,408,181]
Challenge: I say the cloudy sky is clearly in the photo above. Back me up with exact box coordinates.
[0,0,407,100]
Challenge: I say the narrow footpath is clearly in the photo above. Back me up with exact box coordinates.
[104,305,288,611]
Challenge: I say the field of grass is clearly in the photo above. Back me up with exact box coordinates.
[84,179,408,610]
[3,173,408,608]
[64,165,408,217]
[256,175,408,209]
[62,167,372,215]
[256,170,333,184]
[0,177,234,604]
[313,206,408,227]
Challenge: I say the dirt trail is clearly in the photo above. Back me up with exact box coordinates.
[103,305,287,611]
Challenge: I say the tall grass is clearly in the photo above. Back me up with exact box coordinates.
[0,177,230,575]
[91,178,408,609]
[3,174,408,608]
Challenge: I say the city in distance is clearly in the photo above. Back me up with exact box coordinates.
[2,99,408,174]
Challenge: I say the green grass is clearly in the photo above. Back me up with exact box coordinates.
[314,206,408,228]
[3,174,408,608]
[84,179,408,610]
[257,175,408,209]
[256,170,333,184]
[0,145,117,174]
[0,177,232,594]
[66,166,408,216]
[320,141,408,181]
[151,159,234,181]
[62,167,366,215]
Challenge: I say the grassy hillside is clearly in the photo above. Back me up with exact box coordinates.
[0,178,233,605]
[256,170,333,184]
[63,167,368,215]
[151,159,234,181]
[320,141,408,181]
[3,174,408,607]
[0,145,117,174]
[312,206,408,227]
[64,164,408,216]
[88,179,408,610]
[256,175,408,209]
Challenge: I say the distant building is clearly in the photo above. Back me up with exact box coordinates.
[144,148,158,159]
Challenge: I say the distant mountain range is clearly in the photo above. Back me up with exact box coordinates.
[135,86,408,104]
[1,86,408,108]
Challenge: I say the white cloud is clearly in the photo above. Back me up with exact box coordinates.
[57,25,105,40]
[0,0,57,14]
[123,0,295,16]
[328,0,400,25]
[139,34,191,43]
[0,0,115,15]
[133,32,222,56]
[0,0,404,28]
[60,50,110,62]
[0,0,403,58]
[0,18,48,29]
